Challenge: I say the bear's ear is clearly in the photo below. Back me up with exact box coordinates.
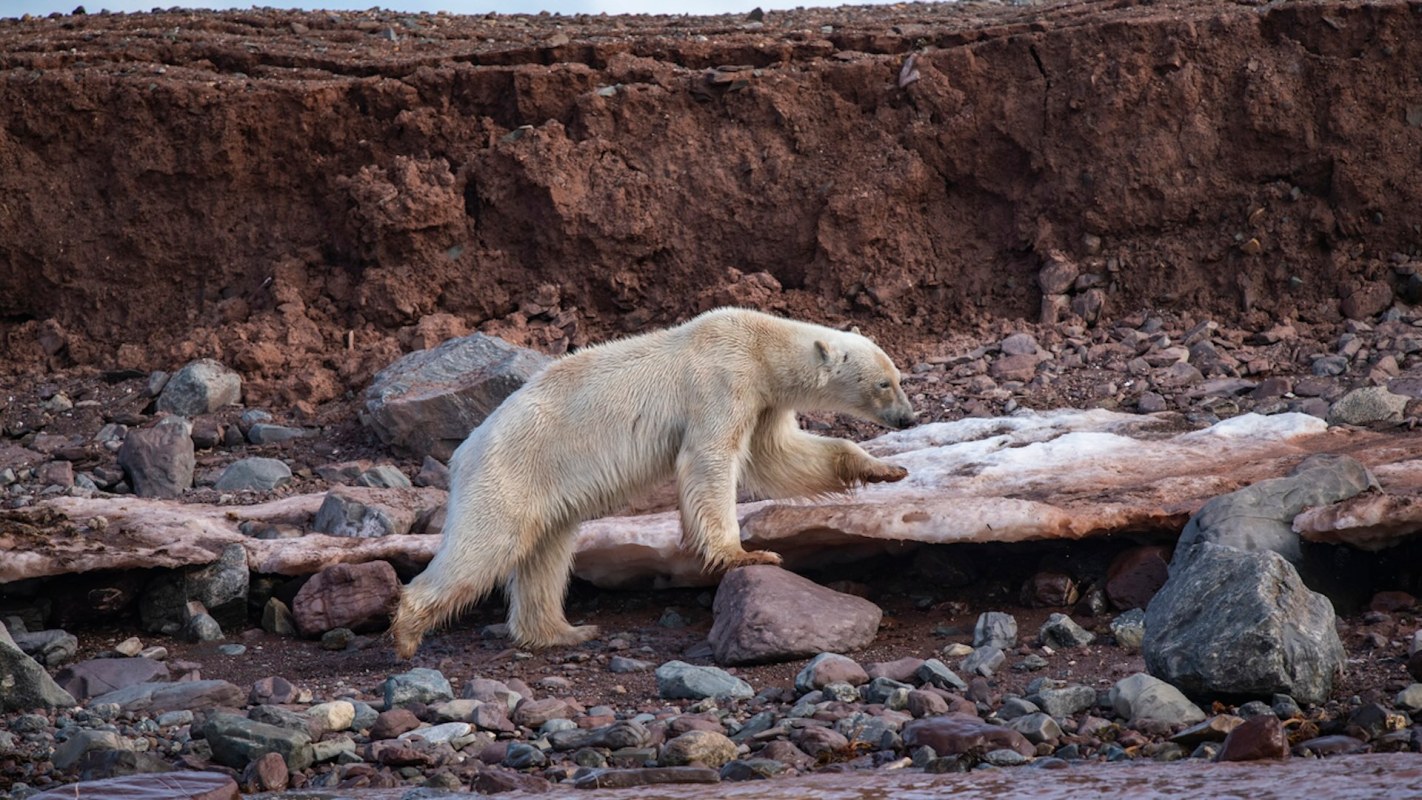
[814,340,838,367]
[850,325,862,336]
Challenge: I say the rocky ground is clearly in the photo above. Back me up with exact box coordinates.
[4,0,1422,796]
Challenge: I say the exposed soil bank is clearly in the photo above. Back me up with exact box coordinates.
[2,0,1421,408]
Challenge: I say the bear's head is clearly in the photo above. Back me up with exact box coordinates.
[814,333,916,429]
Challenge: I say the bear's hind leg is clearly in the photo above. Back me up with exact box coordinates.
[506,523,600,648]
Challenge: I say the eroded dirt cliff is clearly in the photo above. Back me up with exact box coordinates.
[2,0,1420,408]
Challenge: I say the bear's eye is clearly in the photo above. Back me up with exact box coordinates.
[877,380,891,390]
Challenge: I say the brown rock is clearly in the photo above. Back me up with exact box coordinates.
[249,675,301,705]
[117,417,195,498]
[1216,715,1289,762]
[572,767,718,790]
[472,702,516,733]
[867,657,925,683]
[473,769,554,793]
[370,708,422,740]
[292,561,400,636]
[989,353,1041,383]
[1021,570,1079,607]
[55,657,170,702]
[794,725,849,758]
[1038,251,1079,295]
[902,713,1035,758]
[1171,715,1244,746]
[242,751,289,792]
[660,730,737,768]
[512,697,579,729]
[1369,591,1417,613]
[1341,280,1393,320]
[906,689,950,718]
[1105,545,1172,610]
[759,740,814,770]
[709,566,882,666]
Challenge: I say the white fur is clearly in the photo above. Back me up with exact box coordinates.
[391,307,914,656]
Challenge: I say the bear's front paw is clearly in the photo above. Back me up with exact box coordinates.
[729,550,783,568]
[863,463,909,483]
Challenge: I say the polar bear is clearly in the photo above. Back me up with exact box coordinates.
[390,307,915,658]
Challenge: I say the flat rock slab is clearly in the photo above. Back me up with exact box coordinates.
[30,772,238,800]
[12,411,1422,588]
[3,487,445,582]
[709,566,882,665]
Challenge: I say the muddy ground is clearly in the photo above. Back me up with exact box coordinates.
[2,0,1422,795]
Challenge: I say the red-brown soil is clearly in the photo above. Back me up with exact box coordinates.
[2,0,1421,413]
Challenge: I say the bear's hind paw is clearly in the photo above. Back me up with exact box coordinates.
[862,463,909,483]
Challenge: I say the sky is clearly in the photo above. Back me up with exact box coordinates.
[7,0,897,19]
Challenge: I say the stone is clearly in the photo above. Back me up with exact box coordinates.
[1038,252,1079,295]
[1021,570,1079,607]
[399,721,472,745]
[1174,455,1374,568]
[361,333,552,461]
[512,697,578,728]
[720,758,788,781]
[1110,609,1146,653]
[708,566,881,665]
[118,416,195,498]
[1144,544,1344,706]
[261,598,297,636]
[1028,684,1097,719]
[12,628,78,666]
[794,653,868,694]
[320,628,355,650]
[53,729,132,772]
[249,676,301,705]
[139,543,249,633]
[385,667,453,707]
[371,707,422,739]
[1395,684,1422,712]
[1216,715,1289,761]
[794,725,850,757]
[90,680,243,713]
[1292,735,1368,757]
[157,359,241,416]
[1328,386,1409,426]
[902,713,1035,758]
[661,730,737,768]
[414,456,450,489]
[29,772,239,800]
[1039,613,1095,648]
[243,751,289,792]
[868,656,925,682]
[1001,332,1041,356]
[306,700,356,734]
[212,457,292,492]
[961,646,1005,677]
[915,658,969,691]
[1171,715,1245,746]
[54,657,169,701]
[974,612,1018,649]
[609,655,653,673]
[311,489,406,538]
[990,353,1041,382]
[1109,673,1205,725]
[0,622,77,711]
[1105,545,1172,610]
[1340,280,1393,320]
[245,423,310,445]
[291,560,400,635]
[355,464,412,489]
[1007,712,1062,744]
[655,660,753,700]
[185,612,223,642]
[202,711,314,771]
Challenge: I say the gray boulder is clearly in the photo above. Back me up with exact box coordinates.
[708,566,882,665]
[1174,454,1374,568]
[655,660,753,700]
[312,490,403,538]
[1328,386,1409,426]
[385,667,454,707]
[0,622,76,711]
[973,611,1018,649]
[1111,609,1147,653]
[1144,543,1343,705]
[139,543,249,633]
[53,730,132,772]
[246,423,311,445]
[156,359,241,416]
[355,464,412,489]
[1027,682,1097,718]
[213,457,292,492]
[12,629,78,667]
[1109,673,1205,725]
[117,416,195,498]
[1039,613,1095,649]
[361,333,551,461]
[202,711,313,771]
